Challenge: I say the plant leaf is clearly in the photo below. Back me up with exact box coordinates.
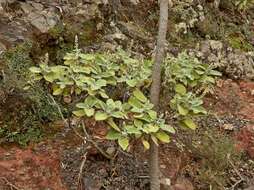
[53,88,63,96]
[73,110,86,117]
[177,104,189,116]
[125,125,141,134]
[142,139,150,150]
[161,124,175,134]
[133,89,147,102]
[175,84,186,95]
[95,112,109,121]
[107,118,121,132]
[151,135,158,145]
[29,67,41,73]
[84,108,95,117]
[183,118,197,130]
[147,110,157,120]
[155,131,170,143]
[118,137,129,150]
[106,130,121,140]
[146,124,159,133]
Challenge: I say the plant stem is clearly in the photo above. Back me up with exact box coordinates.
[149,0,169,190]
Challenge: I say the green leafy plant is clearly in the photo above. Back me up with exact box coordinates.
[29,48,220,152]
[29,47,175,150]
[191,129,242,189]
[164,52,221,130]
[0,43,58,146]
[235,0,254,10]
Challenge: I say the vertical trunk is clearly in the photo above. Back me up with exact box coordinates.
[149,0,169,190]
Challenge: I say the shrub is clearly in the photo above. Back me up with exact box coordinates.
[29,45,220,151]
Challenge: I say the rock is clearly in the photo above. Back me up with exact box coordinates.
[209,40,223,51]
[171,177,194,190]
[245,185,254,190]
[83,177,103,190]
[117,21,153,42]
[106,146,116,156]
[192,40,254,80]
[20,2,34,14]
[222,123,234,131]
[129,0,140,5]
[27,9,59,33]
[0,42,6,55]
[160,177,171,190]
[30,2,44,11]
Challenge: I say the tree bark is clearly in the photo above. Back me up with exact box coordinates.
[149,0,169,190]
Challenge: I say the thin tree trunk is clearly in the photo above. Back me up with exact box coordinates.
[149,0,169,190]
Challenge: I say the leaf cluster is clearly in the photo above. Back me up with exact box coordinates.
[29,50,220,151]
[164,52,221,130]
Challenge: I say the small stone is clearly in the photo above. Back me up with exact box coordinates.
[222,123,234,131]
[20,2,34,14]
[31,2,44,11]
[172,177,194,190]
[96,23,103,31]
[106,147,115,156]
[0,42,7,54]
[160,177,171,186]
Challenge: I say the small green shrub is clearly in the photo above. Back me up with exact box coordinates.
[0,42,59,145]
[29,45,220,151]
[29,47,175,150]
[235,0,254,10]
[191,129,242,189]
[164,52,221,129]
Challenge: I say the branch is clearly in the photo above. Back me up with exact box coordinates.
[0,177,22,190]
[77,153,87,190]
[81,121,113,160]
[227,154,245,190]
[48,95,113,160]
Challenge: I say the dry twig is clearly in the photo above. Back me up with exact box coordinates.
[77,153,87,190]
[49,94,113,160]
[0,177,22,190]
[227,154,245,190]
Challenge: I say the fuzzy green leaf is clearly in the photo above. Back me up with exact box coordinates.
[177,104,189,116]
[29,67,41,73]
[107,118,121,132]
[142,139,150,150]
[161,124,175,134]
[175,84,186,95]
[147,110,157,120]
[53,88,63,96]
[125,125,141,134]
[118,137,129,150]
[155,131,170,143]
[106,130,121,140]
[95,112,109,121]
[133,89,147,103]
[183,118,197,130]
[73,110,86,117]
[84,108,95,117]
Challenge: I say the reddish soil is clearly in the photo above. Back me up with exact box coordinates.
[0,140,67,190]
[205,79,254,121]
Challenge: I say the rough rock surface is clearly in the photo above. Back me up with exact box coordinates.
[189,40,254,80]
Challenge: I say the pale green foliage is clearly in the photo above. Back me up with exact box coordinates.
[29,49,220,150]
[235,0,254,10]
[29,49,152,97]
[164,52,221,130]
[29,49,174,151]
